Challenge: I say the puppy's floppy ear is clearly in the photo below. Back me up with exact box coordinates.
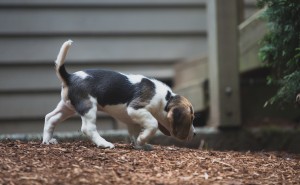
[170,107,183,135]
[168,107,190,139]
[166,107,174,125]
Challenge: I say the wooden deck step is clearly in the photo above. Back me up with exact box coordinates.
[174,9,267,112]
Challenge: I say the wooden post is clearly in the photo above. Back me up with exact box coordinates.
[207,0,241,127]
[237,0,245,24]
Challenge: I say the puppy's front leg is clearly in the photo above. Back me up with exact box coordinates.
[127,107,158,149]
[127,123,141,146]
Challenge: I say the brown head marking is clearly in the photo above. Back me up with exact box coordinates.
[166,95,194,140]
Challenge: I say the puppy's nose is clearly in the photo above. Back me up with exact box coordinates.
[193,133,196,137]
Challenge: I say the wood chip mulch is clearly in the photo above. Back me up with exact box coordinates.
[0,140,299,185]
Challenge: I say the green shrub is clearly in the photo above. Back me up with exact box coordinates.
[257,0,300,106]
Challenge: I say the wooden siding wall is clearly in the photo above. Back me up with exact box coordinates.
[0,0,257,134]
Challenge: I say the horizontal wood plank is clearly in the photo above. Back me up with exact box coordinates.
[244,0,257,6]
[0,0,207,7]
[174,81,208,112]
[0,8,206,35]
[174,57,208,88]
[0,63,174,92]
[0,117,117,134]
[0,36,207,63]
[0,92,62,119]
[0,92,121,120]
[0,0,257,7]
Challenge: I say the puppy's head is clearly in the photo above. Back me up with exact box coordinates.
[165,95,195,141]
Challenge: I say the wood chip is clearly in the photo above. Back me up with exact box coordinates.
[0,140,299,184]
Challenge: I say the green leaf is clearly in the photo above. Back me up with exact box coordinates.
[258,0,300,107]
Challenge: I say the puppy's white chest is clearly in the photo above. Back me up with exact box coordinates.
[99,104,133,124]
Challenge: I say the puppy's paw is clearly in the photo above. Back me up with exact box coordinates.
[42,138,58,145]
[136,137,145,146]
[97,142,115,149]
[134,144,153,151]
[49,138,58,144]
[106,142,115,149]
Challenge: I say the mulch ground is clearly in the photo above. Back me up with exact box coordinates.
[0,140,299,185]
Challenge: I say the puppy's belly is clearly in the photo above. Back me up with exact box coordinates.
[98,104,133,124]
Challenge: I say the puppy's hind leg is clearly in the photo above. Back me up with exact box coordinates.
[80,97,114,149]
[42,100,75,144]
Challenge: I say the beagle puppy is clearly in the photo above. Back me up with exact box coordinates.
[42,40,196,149]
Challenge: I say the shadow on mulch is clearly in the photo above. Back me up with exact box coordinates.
[0,140,299,185]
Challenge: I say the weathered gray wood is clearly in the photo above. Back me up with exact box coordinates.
[0,118,116,134]
[245,7,259,19]
[0,8,206,35]
[0,63,174,92]
[174,80,208,112]
[173,57,208,112]
[207,0,241,127]
[0,92,111,119]
[0,0,207,7]
[237,0,245,23]
[244,0,257,6]
[0,0,257,7]
[0,92,61,119]
[0,0,259,134]
[0,37,207,64]
[239,9,267,72]
[173,8,265,113]
[174,57,208,89]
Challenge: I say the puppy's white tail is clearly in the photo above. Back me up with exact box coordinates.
[55,40,73,85]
